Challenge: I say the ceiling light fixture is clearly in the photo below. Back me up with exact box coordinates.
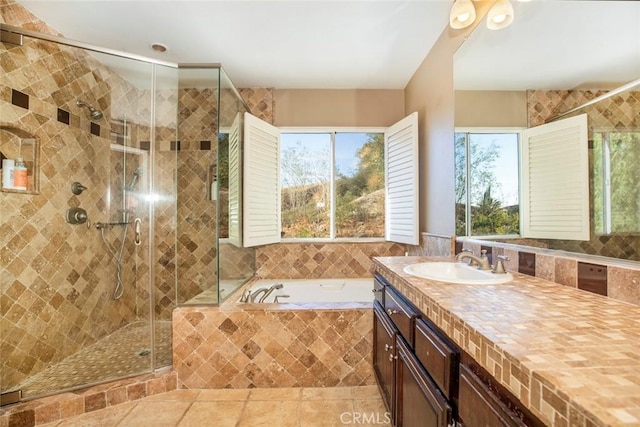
[449,0,476,29]
[150,43,168,53]
[487,0,515,30]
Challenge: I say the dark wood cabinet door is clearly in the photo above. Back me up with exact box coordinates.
[396,337,452,427]
[458,364,526,427]
[373,301,397,418]
[414,318,458,400]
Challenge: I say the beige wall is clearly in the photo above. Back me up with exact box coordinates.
[455,90,528,128]
[404,0,495,235]
[274,89,405,127]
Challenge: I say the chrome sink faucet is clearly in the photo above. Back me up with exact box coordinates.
[456,250,510,274]
[455,249,492,271]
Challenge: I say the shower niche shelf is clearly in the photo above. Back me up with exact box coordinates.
[1,124,40,194]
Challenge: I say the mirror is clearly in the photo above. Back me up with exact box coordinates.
[454,0,640,261]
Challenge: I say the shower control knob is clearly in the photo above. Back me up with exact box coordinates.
[66,207,88,224]
[71,181,87,195]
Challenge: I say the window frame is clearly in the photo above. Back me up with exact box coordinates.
[279,126,387,243]
[455,126,524,239]
[593,129,640,236]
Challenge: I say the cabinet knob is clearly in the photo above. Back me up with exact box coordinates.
[386,308,399,316]
[388,354,397,363]
[384,344,393,352]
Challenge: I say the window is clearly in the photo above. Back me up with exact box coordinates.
[280,131,385,239]
[455,130,520,237]
[593,131,640,234]
[242,112,418,247]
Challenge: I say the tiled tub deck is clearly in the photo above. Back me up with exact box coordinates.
[173,301,375,389]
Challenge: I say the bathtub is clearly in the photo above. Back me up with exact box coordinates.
[239,278,374,303]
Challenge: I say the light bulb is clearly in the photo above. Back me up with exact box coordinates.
[492,14,506,24]
[487,0,514,30]
[449,0,476,29]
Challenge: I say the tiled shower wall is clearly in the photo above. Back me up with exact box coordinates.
[1,1,155,390]
[174,88,218,305]
[526,89,640,261]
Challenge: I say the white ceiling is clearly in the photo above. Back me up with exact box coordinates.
[15,0,452,89]
[455,1,640,91]
[14,1,640,91]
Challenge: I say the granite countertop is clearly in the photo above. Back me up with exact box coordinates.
[373,256,640,427]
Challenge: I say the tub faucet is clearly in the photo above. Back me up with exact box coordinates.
[239,289,252,303]
[258,283,284,303]
[250,287,270,303]
[274,294,290,303]
[455,249,492,271]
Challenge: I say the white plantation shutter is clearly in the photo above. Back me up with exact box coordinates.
[385,112,419,245]
[521,114,589,240]
[243,112,281,247]
[228,113,242,247]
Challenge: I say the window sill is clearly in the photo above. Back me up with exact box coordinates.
[280,237,387,244]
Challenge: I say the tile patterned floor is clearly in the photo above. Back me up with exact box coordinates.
[39,386,389,426]
[16,321,172,399]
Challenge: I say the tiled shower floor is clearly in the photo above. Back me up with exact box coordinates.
[17,321,172,399]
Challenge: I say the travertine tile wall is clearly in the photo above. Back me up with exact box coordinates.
[1,1,157,390]
[173,306,374,389]
[175,88,218,305]
[238,88,275,124]
[407,232,455,257]
[255,242,405,279]
[461,239,640,306]
[0,370,177,427]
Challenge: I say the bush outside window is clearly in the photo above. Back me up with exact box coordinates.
[280,131,385,239]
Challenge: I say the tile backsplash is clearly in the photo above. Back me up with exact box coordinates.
[461,239,640,306]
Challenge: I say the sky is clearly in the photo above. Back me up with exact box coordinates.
[469,133,520,206]
[280,132,379,187]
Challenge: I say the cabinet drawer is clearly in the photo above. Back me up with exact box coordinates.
[458,364,526,427]
[384,287,418,347]
[373,275,385,306]
[415,319,458,400]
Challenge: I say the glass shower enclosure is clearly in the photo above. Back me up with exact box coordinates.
[0,24,252,404]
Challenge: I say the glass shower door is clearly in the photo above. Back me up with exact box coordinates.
[1,33,161,400]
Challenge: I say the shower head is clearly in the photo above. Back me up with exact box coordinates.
[76,99,104,120]
[125,167,144,190]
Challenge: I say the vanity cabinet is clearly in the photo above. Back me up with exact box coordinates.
[458,364,526,427]
[373,272,543,427]
[373,302,397,416]
[373,274,455,427]
[373,275,385,305]
[396,336,452,427]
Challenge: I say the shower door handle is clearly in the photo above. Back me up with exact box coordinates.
[134,218,142,246]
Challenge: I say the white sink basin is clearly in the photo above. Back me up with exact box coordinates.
[403,262,512,285]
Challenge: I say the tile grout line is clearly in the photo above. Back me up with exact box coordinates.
[234,391,252,427]
[296,388,302,427]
